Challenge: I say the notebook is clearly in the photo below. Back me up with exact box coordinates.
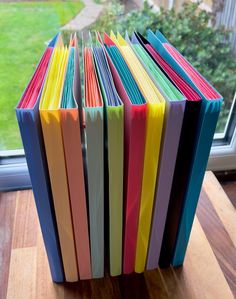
[147,29,222,267]
[83,43,104,278]
[39,39,78,282]
[16,34,64,282]
[103,33,147,274]
[92,36,124,276]
[60,36,91,280]
[130,31,187,270]
[110,31,165,273]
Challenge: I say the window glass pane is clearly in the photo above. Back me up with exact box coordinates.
[0,1,84,150]
[90,0,236,134]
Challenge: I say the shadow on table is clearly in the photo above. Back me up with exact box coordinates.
[56,266,184,299]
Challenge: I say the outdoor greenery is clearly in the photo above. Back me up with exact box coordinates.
[91,1,236,132]
[1,1,235,150]
[0,1,84,150]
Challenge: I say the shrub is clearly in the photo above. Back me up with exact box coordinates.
[91,1,236,131]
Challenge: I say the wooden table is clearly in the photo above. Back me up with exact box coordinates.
[0,171,236,299]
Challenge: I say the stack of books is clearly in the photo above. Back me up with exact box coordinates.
[16,30,222,282]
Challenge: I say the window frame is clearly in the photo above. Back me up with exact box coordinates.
[208,94,236,171]
[0,151,30,191]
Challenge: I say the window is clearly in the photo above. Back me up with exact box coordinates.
[0,1,84,190]
[209,93,236,171]
[0,1,84,151]
[0,0,235,191]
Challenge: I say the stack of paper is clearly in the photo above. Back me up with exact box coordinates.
[16,30,222,282]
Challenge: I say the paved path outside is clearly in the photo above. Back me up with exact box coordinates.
[62,0,104,31]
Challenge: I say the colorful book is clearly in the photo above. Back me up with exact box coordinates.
[109,31,166,273]
[16,34,64,282]
[103,33,147,274]
[130,31,187,270]
[60,36,91,280]
[92,38,124,276]
[83,44,104,278]
[39,39,78,282]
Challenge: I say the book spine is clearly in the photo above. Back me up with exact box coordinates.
[16,109,64,282]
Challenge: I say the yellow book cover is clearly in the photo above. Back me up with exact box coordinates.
[39,44,78,282]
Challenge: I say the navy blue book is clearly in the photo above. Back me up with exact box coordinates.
[16,34,64,282]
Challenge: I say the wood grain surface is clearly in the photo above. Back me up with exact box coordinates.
[0,171,235,299]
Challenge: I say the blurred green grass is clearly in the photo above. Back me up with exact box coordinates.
[0,1,84,150]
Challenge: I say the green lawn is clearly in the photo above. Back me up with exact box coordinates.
[0,1,84,150]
